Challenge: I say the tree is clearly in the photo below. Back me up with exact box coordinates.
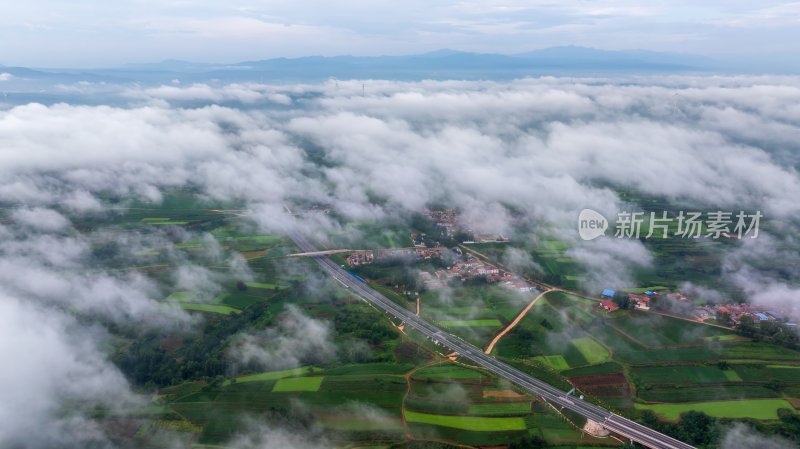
[613,294,631,310]
[508,435,546,449]
[736,315,757,338]
[679,411,718,446]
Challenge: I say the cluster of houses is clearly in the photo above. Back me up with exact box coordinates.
[596,288,798,327]
[425,208,510,243]
[426,209,459,237]
[418,256,537,293]
[694,303,797,327]
[599,289,662,312]
[345,246,444,267]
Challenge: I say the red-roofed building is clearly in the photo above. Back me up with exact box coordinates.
[600,300,619,312]
[629,294,652,311]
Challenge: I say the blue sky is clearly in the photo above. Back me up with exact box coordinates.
[2,0,799,67]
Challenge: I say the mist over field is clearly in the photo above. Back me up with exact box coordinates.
[1,75,800,447]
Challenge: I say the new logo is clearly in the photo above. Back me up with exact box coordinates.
[578,209,608,241]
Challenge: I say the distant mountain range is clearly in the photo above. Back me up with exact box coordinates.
[122,46,714,75]
[0,47,793,86]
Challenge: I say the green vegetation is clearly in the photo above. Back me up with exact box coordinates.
[177,303,240,315]
[166,291,198,302]
[272,376,324,392]
[533,355,570,371]
[404,411,527,431]
[227,367,318,385]
[570,337,610,365]
[82,192,800,448]
[244,281,284,290]
[414,365,486,380]
[318,415,403,431]
[467,402,531,416]
[440,319,502,327]
[631,366,741,384]
[636,399,794,420]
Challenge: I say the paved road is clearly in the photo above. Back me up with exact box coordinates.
[289,231,695,449]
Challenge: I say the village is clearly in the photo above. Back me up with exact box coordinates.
[598,288,797,327]
[345,208,798,331]
[347,239,798,330]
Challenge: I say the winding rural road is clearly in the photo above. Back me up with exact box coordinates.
[484,289,550,354]
[287,230,696,449]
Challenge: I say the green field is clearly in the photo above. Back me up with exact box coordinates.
[638,385,781,402]
[324,363,414,376]
[635,399,794,420]
[141,217,190,225]
[177,303,239,315]
[441,319,503,327]
[562,362,623,377]
[570,337,610,365]
[534,355,570,371]
[703,334,742,342]
[272,376,325,392]
[467,402,531,416]
[404,411,527,431]
[631,366,740,384]
[318,415,403,431]
[166,291,198,302]
[723,370,742,382]
[245,282,284,290]
[414,365,486,380]
[227,367,317,385]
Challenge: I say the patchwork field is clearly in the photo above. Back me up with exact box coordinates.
[272,376,325,392]
[413,365,487,381]
[440,319,503,327]
[112,203,800,448]
[534,355,571,371]
[467,402,531,416]
[636,399,795,420]
[570,373,631,398]
[404,411,527,431]
[571,337,610,365]
[177,303,239,315]
[227,367,320,385]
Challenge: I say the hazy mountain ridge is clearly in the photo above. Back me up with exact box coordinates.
[0,47,719,85]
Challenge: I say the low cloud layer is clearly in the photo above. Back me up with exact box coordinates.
[0,293,139,448]
[721,423,797,449]
[229,305,337,372]
[1,75,800,447]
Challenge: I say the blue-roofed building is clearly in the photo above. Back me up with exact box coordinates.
[755,312,769,321]
[602,289,616,298]
[767,311,786,321]
[645,290,655,296]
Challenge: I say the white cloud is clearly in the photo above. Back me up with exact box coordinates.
[0,293,139,448]
[229,305,337,371]
[721,423,796,449]
[11,207,71,232]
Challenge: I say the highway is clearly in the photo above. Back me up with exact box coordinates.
[288,231,695,449]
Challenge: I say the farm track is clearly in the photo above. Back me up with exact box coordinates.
[485,289,551,354]
[401,360,438,439]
